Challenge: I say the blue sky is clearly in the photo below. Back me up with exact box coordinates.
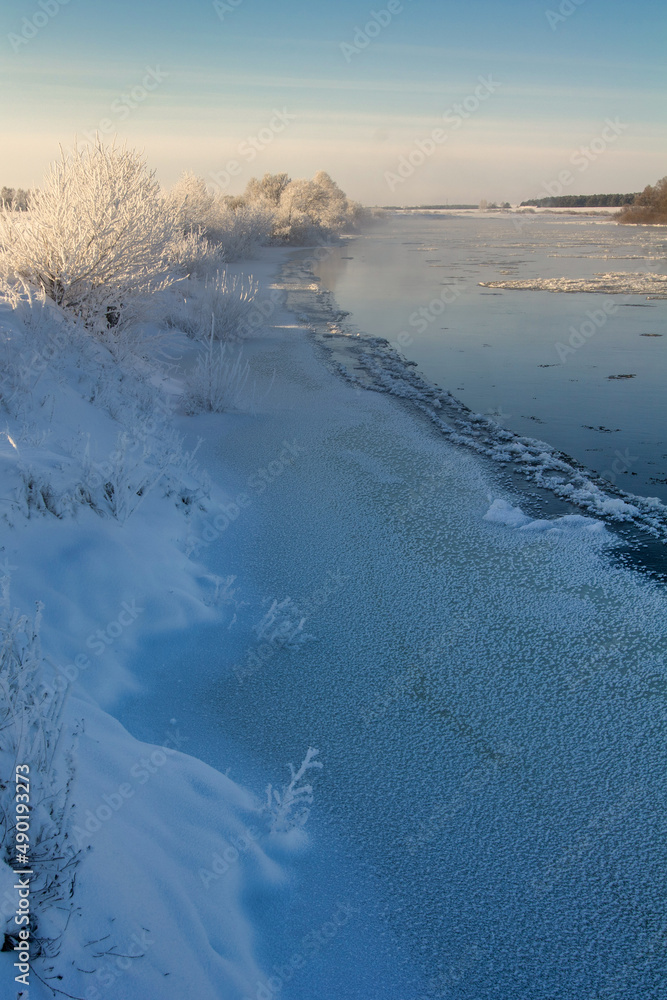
[2,0,665,203]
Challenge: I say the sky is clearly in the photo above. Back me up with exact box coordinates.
[1,0,666,205]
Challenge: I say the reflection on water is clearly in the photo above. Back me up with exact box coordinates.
[313,213,667,502]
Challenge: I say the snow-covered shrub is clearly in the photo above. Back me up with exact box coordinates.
[208,201,274,260]
[199,270,259,339]
[155,428,212,511]
[168,270,259,341]
[15,466,63,518]
[0,592,79,954]
[165,172,273,261]
[167,229,227,279]
[10,422,173,524]
[0,186,31,211]
[88,431,163,523]
[0,140,178,326]
[264,747,322,834]
[184,321,250,414]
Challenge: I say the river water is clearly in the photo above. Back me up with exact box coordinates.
[313,212,667,504]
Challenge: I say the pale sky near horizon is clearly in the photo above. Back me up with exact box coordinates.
[1,0,665,205]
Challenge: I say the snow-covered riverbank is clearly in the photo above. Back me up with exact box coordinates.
[0,252,295,999]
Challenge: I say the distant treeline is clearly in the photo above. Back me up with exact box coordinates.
[383,204,479,210]
[520,193,637,208]
[1,186,31,210]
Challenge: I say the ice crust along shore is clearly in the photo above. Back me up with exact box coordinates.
[1,244,666,998]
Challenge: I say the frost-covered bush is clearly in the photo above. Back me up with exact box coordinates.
[165,172,273,261]
[15,467,63,518]
[264,747,322,834]
[165,171,218,236]
[184,322,250,414]
[167,270,259,341]
[167,230,227,279]
[0,186,31,211]
[0,592,79,954]
[11,435,160,524]
[0,140,178,326]
[83,430,164,523]
[209,201,274,260]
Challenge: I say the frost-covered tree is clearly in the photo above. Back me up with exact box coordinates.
[14,188,30,211]
[165,171,217,236]
[0,187,30,211]
[0,140,178,324]
[165,166,365,256]
[270,170,365,244]
[243,172,291,207]
[164,173,274,263]
[618,175,667,225]
[209,201,274,259]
